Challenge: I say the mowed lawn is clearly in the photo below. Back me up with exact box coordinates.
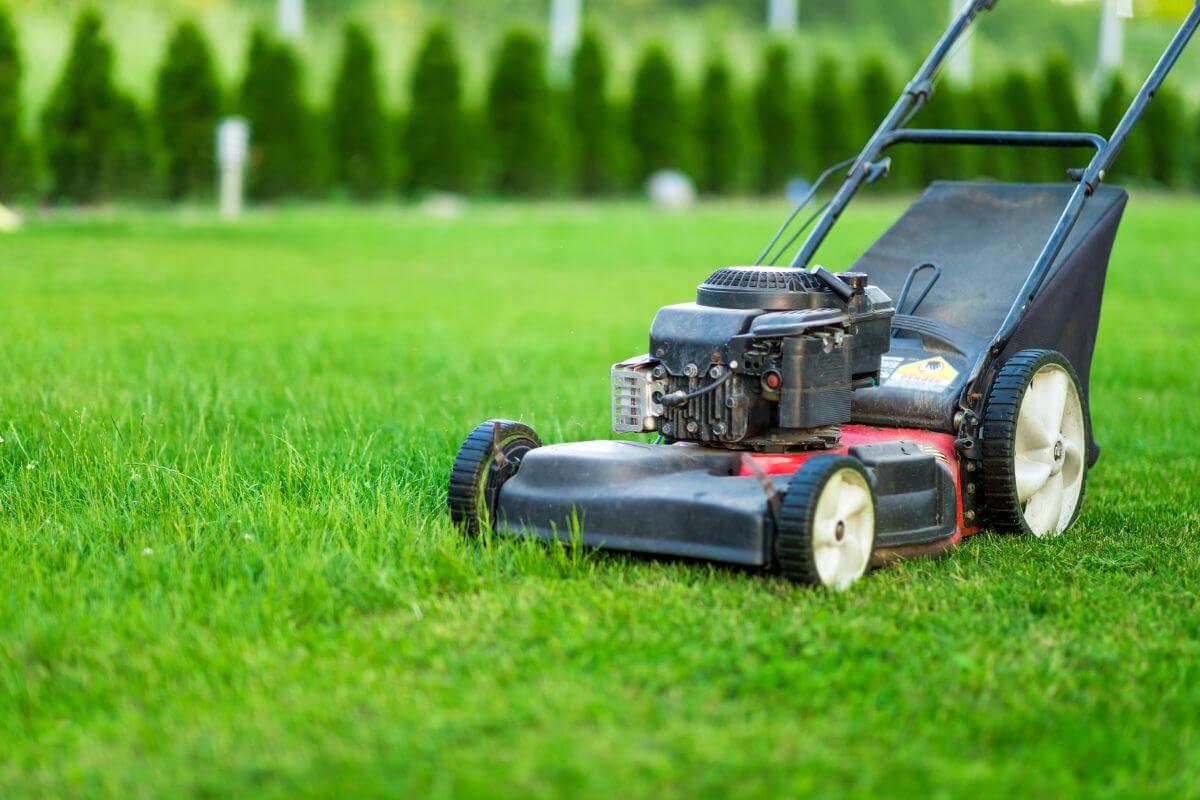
[0,197,1198,798]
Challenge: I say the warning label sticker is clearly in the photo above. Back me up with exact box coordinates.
[884,356,959,393]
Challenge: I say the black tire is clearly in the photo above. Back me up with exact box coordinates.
[447,420,542,535]
[776,456,877,590]
[980,349,1088,536]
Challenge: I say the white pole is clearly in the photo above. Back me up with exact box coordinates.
[944,0,974,85]
[278,0,304,41]
[767,0,798,34]
[549,0,582,83]
[1095,0,1126,84]
[217,117,250,220]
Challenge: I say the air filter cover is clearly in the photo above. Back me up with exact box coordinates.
[697,266,832,310]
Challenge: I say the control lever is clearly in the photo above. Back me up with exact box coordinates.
[810,266,855,302]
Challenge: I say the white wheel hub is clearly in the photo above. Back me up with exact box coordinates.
[812,468,874,590]
[1014,364,1086,536]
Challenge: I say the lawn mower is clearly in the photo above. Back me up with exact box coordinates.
[448,1,1200,590]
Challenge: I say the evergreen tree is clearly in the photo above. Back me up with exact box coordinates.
[331,21,388,199]
[914,83,969,185]
[697,52,737,195]
[0,4,28,199]
[155,20,221,199]
[109,94,157,198]
[570,28,614,195]
[1140,85,1185,187]
[239,27,314,200]
[404,24,468,193]
[486,28,556,195]
[1098,74,1149,184]
[628,42,681,183]
[996,70,1051,181]
[753,43,796,194]
[810,58,854,172]
[42,8,120,203]
[1041,53,1085,184]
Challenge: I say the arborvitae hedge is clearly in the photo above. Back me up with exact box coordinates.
[628,43,681,183]
[155,20,221,199]
[753,43,796,194]
[0,4,27,200]
[240,27,314,199]
[810,58,854,172]
[487,28,556,195]
[1141,85,1185,187]
[697,53,737,195]
[405,24,468,193]
[915,83,970,185]
[331,22,388,199]
[1041,54,1086,182]
[570,28,614,195]
[1098,74,1149,184]
[997,70,1051,182]
[42,9,121,203]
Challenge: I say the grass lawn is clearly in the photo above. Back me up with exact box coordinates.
[1,197,1198,798]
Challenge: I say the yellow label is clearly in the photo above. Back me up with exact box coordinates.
[885,357,959,392]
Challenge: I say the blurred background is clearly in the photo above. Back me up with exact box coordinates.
[0,0,1195,208]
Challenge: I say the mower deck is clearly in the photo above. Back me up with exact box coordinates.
[496,425,973,568]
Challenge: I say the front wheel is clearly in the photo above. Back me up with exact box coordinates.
[775,456,877,591]
[447,420,541,535]
[981,350,1087,537]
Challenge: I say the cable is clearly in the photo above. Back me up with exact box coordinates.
[660,369,733,409]
[754,157,855,266]
[767,200,831,267]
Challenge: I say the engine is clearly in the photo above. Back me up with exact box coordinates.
[612,266,894,451]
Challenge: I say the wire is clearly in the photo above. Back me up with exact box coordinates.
[754,157,856,266]
[660,369,733,409]
[767,200,831,267]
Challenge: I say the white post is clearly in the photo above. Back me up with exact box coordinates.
[944,0,974,85]
[278,0,305,41]
[1095,0,1127,84]
[767,0,798,34]
[217,117,250,220]
[549,0,582,83]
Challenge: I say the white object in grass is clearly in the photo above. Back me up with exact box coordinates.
[216,117,250,221]
[0,204,22,232]
[647,171,695,211]
[1014,364,1086,536]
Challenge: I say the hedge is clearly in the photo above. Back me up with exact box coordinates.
[19,11,1200,205]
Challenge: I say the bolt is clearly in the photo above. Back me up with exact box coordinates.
[685,363,699,378]
[965,510,976,521]
[686,420,699,434]
[655,348,666,358]
[712,421,728,436]
[652,365,666,379]
[710,365,724,379]
[966,483,976,495]
[661,423,673,436]
[835,521,846,542]
[967,462,976,473]
[1054,441,1064,461]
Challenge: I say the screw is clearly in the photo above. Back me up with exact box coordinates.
[661,423,673,436]
[966,483,976,495]
[686,421,699,434]
[709,365,724,379]
[967,462,976,473]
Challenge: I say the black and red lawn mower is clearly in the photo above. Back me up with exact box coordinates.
[448,1,1200,590]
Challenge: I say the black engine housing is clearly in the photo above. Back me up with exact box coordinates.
[641,266,894,451]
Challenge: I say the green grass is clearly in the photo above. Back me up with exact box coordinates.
[1,197,1199,798]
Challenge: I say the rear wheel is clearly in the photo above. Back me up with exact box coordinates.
[981,350,1087,536]
[776,456,876,591]
[447,420,541,535]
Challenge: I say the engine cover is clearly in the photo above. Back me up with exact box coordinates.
[612,266,894,451]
